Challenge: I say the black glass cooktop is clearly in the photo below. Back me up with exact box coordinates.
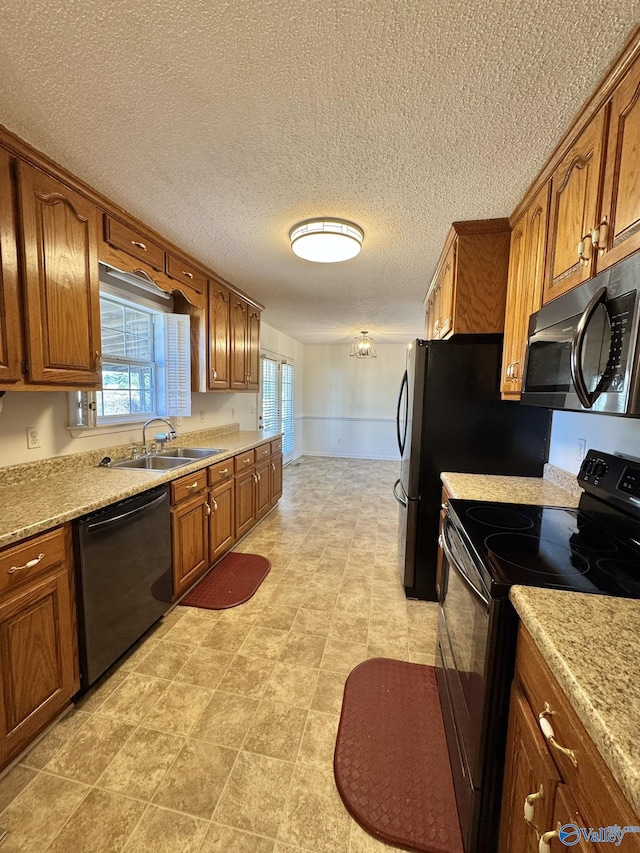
[447,499,640,598]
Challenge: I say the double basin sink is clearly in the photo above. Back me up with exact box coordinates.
[110,447,224,471]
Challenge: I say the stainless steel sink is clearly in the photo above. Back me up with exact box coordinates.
[110,455,192,471]
[159,447,224,458]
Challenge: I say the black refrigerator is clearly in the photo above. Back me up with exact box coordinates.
[393,336,551,600]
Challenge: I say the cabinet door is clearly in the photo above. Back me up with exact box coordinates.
[540,785,597,852]
[270,453,283,506]
[208,282,230,389]
[598,53,640,272]
[247,307,261,391]
[499,686,560,853]
[437,240,456,338]
[255,458,271,519]
[230,296,248,390]
[171,495,209,598]
[18,162,101,386]
[544,109,607,303]
[235,469,256,539]
[501,212,528,397]
[502,183,550,398]
[209,480,235,562]
[0,566,78,767]
[0,151,22,385]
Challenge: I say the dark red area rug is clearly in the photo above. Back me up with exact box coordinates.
[334,658,463,853]
[179,552,271,610]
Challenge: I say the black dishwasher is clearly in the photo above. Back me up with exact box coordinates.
[73,485,173,689]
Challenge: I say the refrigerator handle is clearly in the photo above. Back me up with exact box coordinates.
[396,370,408,455]
[393,478,408,507]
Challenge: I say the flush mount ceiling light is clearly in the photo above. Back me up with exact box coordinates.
[350,331,377,358]
[289,218,364,263]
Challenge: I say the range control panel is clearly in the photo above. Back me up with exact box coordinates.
[578,449,640,514]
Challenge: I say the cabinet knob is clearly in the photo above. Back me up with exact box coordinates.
[131,240,147,251]
[8,553,44,575]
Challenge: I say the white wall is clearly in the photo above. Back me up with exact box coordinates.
[302,343,406,460]
[549,410,640,474]
[260,322,305,460]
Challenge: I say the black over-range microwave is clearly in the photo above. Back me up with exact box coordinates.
[521,251,640,416]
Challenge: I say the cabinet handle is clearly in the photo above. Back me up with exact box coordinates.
[205,501,211,516]
[271,462,275,472]
[511,360,520,381]
[211,498,218,512]
[577,232,593,264]
[252,472,258,484]
[186,482,199,490]
[182,271,194,279]
[94,351,102,371]
[538,827,560,853]
[8,553,45,574]
[505,361,513,380]
[592,218,609,253]
[131,240,147,251]
[262,448,269,455]
[523,786,543,824]
[538,703,578,766]
[256,472,261,482]
[218,468,229,475]
[211,369,217,380]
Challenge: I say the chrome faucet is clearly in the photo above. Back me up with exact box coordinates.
[141,418,177,453]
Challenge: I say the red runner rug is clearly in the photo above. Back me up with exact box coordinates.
[334,658,463,853]
[179,552,270,610]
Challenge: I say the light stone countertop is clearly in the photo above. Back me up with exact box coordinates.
[440,470,580,507]
[510,586,640,816]
[0,428,281,550]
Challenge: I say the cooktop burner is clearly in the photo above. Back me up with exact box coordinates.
[448,498,640,597]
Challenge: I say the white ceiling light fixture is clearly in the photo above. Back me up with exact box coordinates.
[289,218,364,263]
[350,331,377,358]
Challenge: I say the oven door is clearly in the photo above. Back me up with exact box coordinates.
[436,514,492,841]
[521,253,640,415]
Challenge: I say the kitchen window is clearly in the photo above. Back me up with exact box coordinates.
[69,266,191,432]
[259,354,295,463]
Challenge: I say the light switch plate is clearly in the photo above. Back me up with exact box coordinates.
[26,427,41,449]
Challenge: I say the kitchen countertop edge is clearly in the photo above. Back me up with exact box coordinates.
[440,471,580,507]
[0,430,283,549]
[510,585,640,816]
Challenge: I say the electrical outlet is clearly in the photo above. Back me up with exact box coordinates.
[199,410,205,423]
[176,417,183,426]
[576,438,587,461]
[26,427,41,449]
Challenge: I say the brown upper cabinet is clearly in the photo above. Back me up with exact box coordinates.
[501,182,550,398]
[543,108,607,303]
[598,51,640,272]
[424,219,511,339]
[230,295,261,391]
[208,281,231,389]
[16,161,102,388]
[165,253,207,295]
[0,150,22,385]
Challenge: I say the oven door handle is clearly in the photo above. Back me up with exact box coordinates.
[570,286,608,409]
[440,524,490,609]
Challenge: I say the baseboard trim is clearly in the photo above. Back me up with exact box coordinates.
[301,451,399,461]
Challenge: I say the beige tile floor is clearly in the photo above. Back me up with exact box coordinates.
[0,457,439,852]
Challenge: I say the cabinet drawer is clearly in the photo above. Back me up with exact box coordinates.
[234,451,255,473]
[517,628,640,837]
[0,528,66,595]
[171,471,207,504]
[104,215,165,271]
[270,438,283,455]
[255,442,271,462]
[165,253,206,294]
[208,459,233,485]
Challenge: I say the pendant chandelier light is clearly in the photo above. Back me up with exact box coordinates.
[289,218,364,263]
[350,331,377,358]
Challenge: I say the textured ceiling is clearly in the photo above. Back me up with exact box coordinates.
[0,2,637,343]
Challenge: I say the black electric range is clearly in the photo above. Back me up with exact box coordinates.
[436,449,640,853]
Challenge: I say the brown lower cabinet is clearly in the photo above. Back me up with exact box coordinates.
[499,626,640,852]
[0,526,79,771]
[172,444,284,599]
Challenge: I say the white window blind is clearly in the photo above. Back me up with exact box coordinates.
[156,313,192,417]
[260,357,279,434]
[281,362,294,463]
